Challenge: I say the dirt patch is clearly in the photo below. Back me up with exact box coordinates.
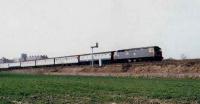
[123,96,198,104]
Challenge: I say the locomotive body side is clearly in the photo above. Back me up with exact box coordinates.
[113,46,163,62]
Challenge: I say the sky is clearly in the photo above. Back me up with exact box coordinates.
[0,0,199,59]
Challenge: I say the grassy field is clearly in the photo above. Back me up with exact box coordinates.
[0,73,200,104]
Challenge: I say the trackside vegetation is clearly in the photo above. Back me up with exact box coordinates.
[0,72,200,103]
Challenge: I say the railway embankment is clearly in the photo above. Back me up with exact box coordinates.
[7,59,200,78]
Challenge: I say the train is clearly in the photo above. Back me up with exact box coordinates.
[0,46,163,69]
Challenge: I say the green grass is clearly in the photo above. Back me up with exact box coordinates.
[0,72,200,104]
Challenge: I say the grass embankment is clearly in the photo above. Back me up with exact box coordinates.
[0,72,200,104]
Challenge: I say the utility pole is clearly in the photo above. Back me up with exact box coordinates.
[91,42,98,67]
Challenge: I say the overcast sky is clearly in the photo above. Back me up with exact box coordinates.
[0,0,199,59]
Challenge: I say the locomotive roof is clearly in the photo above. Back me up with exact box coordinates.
[117,46,161,52]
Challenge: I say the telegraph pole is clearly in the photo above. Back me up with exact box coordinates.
[91,42,98,67]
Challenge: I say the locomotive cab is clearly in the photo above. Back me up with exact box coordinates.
[154,46,163,61]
